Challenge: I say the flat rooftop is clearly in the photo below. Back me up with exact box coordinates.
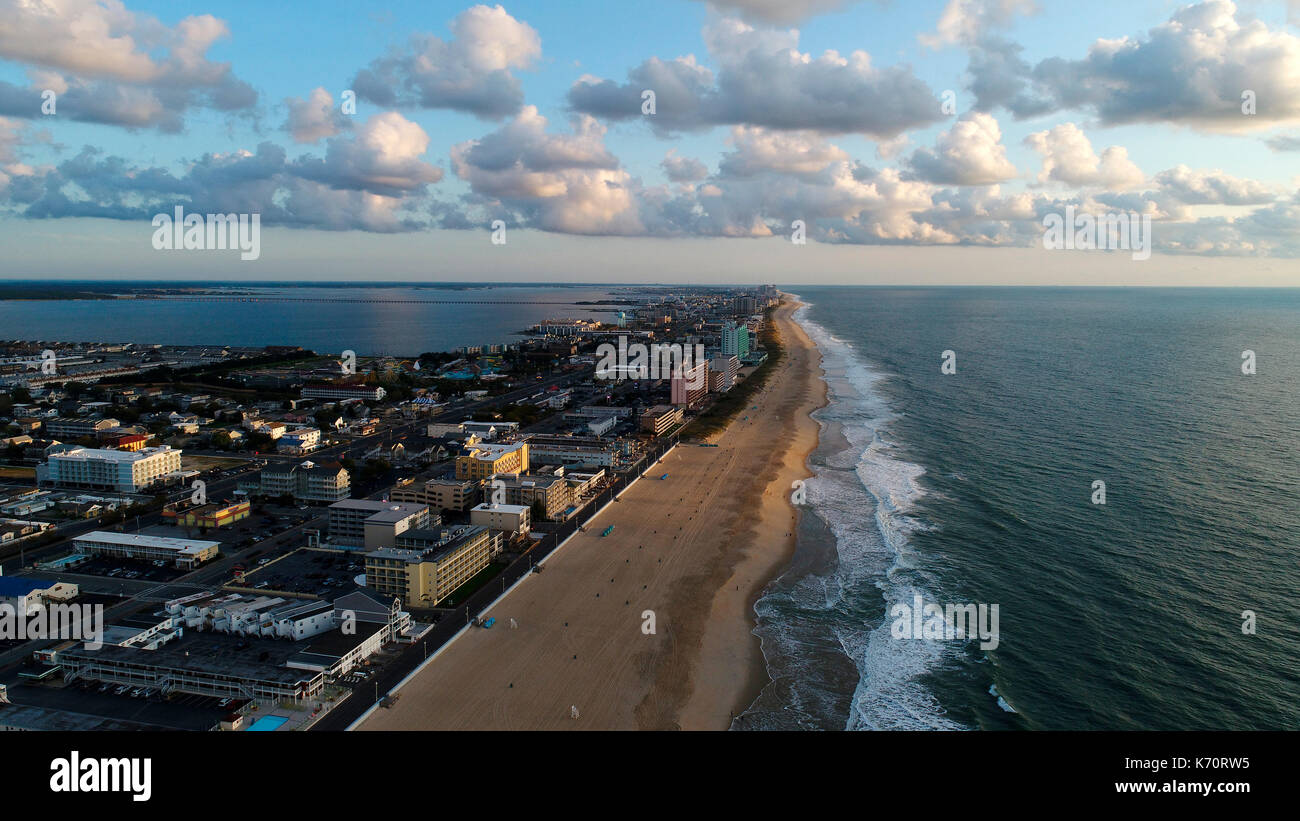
[74,531,220,555]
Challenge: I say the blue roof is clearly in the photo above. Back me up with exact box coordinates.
[0,577,55,597]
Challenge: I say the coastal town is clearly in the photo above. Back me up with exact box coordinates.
[0,285,781,731]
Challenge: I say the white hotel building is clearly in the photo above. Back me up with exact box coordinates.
[38,445,183,493]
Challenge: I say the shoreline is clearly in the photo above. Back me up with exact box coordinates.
[677,295,827,728]
[359,294,827,730]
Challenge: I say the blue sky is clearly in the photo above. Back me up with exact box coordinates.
[1,0,1298,284]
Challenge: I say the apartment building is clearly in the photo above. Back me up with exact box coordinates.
[455,441,529,481]
[491,473,572,521]
[278,427,321,455]
[640,405,684,437]
[671,361,709,407]
[327,500,433,549]
[470,503,531,538]
[254,460,350,502]
[301,383,387,402]
[722,321,751,359]
[44,417,120,440]
[708,355,739,393]
[390,477,480,512]
[38,445,182,492]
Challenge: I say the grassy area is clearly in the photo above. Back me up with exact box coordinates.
[0,466,36,480]
[683,305,785,439]
[439,562,508,607]
[181,454,250,472]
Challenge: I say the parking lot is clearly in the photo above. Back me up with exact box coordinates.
[240,547,363,597]
[68,554,189,584]
[10,677,235,731]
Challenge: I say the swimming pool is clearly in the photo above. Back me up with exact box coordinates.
[247,715,289,732]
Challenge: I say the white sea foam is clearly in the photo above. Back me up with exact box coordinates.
[788,301,966,730]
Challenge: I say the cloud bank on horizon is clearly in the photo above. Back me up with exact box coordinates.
[1,0,1299,265]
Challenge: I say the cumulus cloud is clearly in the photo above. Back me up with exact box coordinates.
[569,17,944,137]
[1024,123,1144,190]
[661,149,708,183]
[451,106,643,235]
[10,113,442,232]
[283,88,351,144]
[920,0,1038,48]
[1153,165,1276,205]
[719,127,849,178]
[907,112,1017,185]
[295,112,442,196]
[351,4,540,119]
[0,0,256,131]
[974,0,1300,131]
[689,0,864,25]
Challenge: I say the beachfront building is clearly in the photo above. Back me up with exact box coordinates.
[326,500,433,549]
[470,503,531,538]
[251,460,350,503]
[671,361,709,407]
[722,321,750,359]
[301,383,388,402]
[525,435,621,469]
[456,441,529,481]
[390,477,480,512]
[72,531,219,570]
[38,445,182,493]
[640,405,684,437]
[490,473,572,521]
[708,355,739,393]
[365,524,500,607]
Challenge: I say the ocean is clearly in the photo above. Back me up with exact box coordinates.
[743,287,1300,731]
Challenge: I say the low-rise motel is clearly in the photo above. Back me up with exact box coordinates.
[72,531,220,570]
[163,500,251,529]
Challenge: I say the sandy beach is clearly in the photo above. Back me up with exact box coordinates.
[361,295,825,730]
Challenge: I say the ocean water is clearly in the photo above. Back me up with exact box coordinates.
[742,287,1300,731]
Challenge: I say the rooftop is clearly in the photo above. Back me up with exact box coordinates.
[74,531,220,556]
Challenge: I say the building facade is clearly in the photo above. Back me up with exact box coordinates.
[39,446,182,492]
[365,525,499,607]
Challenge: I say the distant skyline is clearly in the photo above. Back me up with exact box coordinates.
[1,0,1299,285]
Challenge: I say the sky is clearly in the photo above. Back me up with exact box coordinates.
[0,0,1299,285]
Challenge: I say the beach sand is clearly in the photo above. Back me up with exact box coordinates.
[360,296,825,730]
